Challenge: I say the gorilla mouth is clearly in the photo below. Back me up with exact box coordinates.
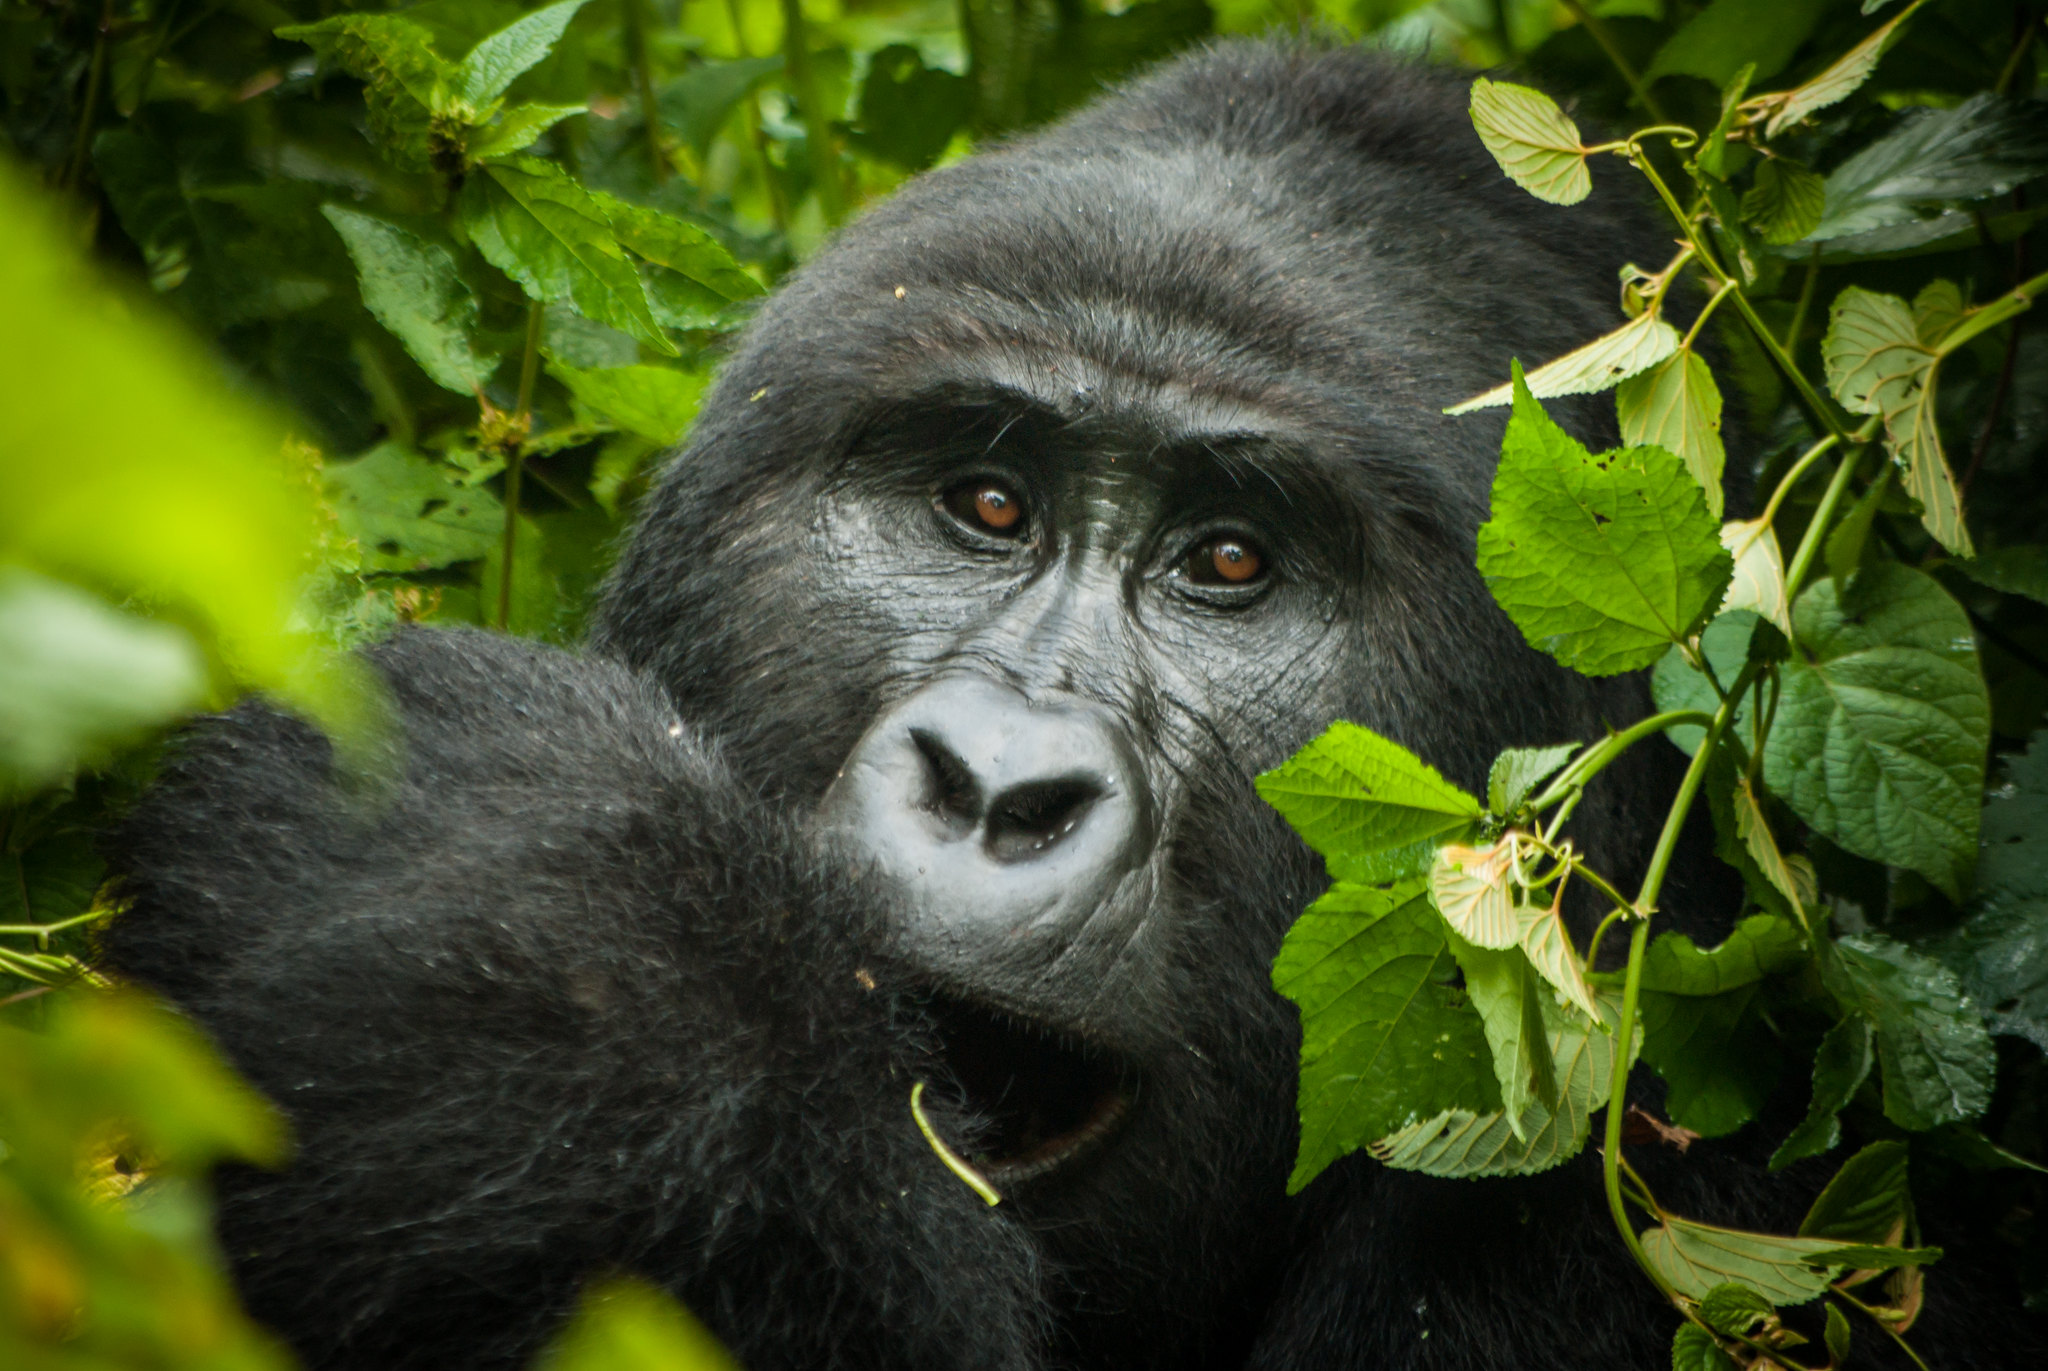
[927,995,1135,1187]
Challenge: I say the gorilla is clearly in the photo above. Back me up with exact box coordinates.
[102,38,2042,1371]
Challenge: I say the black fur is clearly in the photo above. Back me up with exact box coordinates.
[103,37,2042,1371]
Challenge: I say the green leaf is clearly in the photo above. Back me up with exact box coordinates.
[1672,1322,1738,1371]
[1641,1218,1839,1305]
[324,442,504,572]
[322,206,499,394]
[1652,611,1758,756]
[1468,78,1591,206]
[1369,990,1632,1177]
[1617,348,1726,515]
[551,362,709,445]
[1644,0,1830,86]
[0,802,103,929]
[1825,464,1890,588]
[851,45,974,172]
[1955,544,2048,606]
[536,1277,739,1371]
[1822,285,1970,555]
[463,159,675,355]
[1517,898,1602,1024]
[1825,1301,1853,1364]
[470,102,587,160]
[0,570,207,789]
[1742,159,1826,246]
[656,57,785,157]
[1732,772,1805,918]
[1760,0,1930,138]
[453,0,590,111]
[1476,367,1732,677]
[1274,879,1498,1193]
[583,188,763,302]
[1255,722,1482,877]
[1762,565,1988,896]
[1488,743,1578,815]
[275,13,450,168]
[1823,934,1997,1130]
[1695,63,1758,181]
[1719,518,1791,637]
[1800,1140,1910,1243]
[1811,93,2048,242]
[1697,1282,1775,1336]
[1449,312,1681,413]
[1430,839,1523,950]
[1771,1017,1876,1169]
[1810,1242,1942,1269]
[1450,934,1557,1136]
[1637,916,1807,1135]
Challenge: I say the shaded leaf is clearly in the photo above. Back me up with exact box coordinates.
[1637,915,1806,1135]
[322,206,499,394]
[1447,936,1557,1137]
[1823,934,1997,1130]
[1733,773,1805,917]
[584,188,762,303]
[1698,1282,1775,1336]
[324,442,503,572]
[1645,0,1830,86]
[1672,1322,1738,1371]
[1825,1301,1853,1364]
[1812,93,2048,242]
[1825,464,1890,588]
[1956,544,2048,606]
[1487,743,1578,814]
[1450,312,1681,413]
[470,102,587,160]
[275,13,449,167]
[851,45,973,172]
[1468,78,1590,206]
[1641,1218,1839,1304]
[1800,1140,1909,1243]
[1759,0,1929,138]
[1617,348,1726,515]
[1743,159,1826,245]
[1256,722,1482,879]
[1652,611,1758,756]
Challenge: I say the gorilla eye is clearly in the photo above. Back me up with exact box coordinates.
[940,480,1027,538]
[1186,535,1265,587]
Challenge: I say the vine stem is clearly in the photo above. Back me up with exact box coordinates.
[1835,1286,1935,1371]
[1526,708,1716,814]
[1755,431,1841,529]
[1558,0,1671,123]
[497,300,545,632]
[625,0,668,182]
[59,0,113,194]
[1781,443,1865,596]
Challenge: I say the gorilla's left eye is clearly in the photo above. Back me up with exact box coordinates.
[1183,535,1266,587]
[939,479,1029,539]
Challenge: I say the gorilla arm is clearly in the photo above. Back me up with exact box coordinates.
[100,628,1046,1371]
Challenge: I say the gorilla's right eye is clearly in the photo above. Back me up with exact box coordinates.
[939,480,1028,538]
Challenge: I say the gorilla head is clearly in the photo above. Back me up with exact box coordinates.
[588,40,1667,1359]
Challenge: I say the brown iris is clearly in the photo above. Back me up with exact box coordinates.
[943,481,1025,536]
[1190,536,1263,585]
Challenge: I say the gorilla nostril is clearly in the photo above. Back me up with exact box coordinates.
[984,777,1103,863]
[910,727,981,826]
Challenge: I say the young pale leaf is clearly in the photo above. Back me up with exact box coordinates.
[1369,990,1631,1177]
[1799,1140,1909,1244]
[1450,936,1556,1138]
[1637,916,1807,1135]
[1823,933,1997,1130]
[1516,897,1601,1023]
[1448,312,1681,413]
[1697,1282,1775,1337]
[1770,1016,1877,1169]
[1810,93,2048,242]
[1822,285,1971,555]
[322,206,499,394]
[463,159,675,355]
[1671,1323,1737,1371]
[1762,565,1988,895]
[551,362,709,444]
[1652,611,1758,756]
[1760,0,1930,137]
[1616,348,1725,514]
[1718,518,1791,636]
[1641,1218,1840,1304]
[1476,368,1732,677]
[1486,742,1578,815]
[1742,159,1826,245]
[1430,839,1523,949]
[1255,722,1482,877]
[1273,879,1498,1193]
[453,0,590,111]
[470,103,587,161]
[1467,78,1590,206]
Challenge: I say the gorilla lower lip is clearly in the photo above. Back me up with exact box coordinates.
[927,995,1134,1187]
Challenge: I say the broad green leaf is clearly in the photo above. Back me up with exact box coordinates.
[1448,312,1681,413]
[1762,565,1988,895]
[1771,1017,1876,1169]
[536,1277,739,1371]
[1370,990,1633,1177]
[1640,1218,1839,1304]
[454,0,590,111]
[1637,916,1806,1135]
[463,159,675,355]
[1652,610,1758,756]
[1956,544,2048,606]
[1811,93,2048,242]
[1487,743,1578,814]
[1672,1323,1738,1371]
[325,442,503,572]
[470,102,587,160]
[1718,518,1790,636]
[1274,879,1497,1193]
[1760,0,1930,137]
[0,570,207,788]
[1926,730,2048,1050]
[1823,933,1997,1130]
[1448,936,1555,1138]
[322,206,499,394]
[1800,1140,1909,1243]
[1468,78,1589,206]
[1790,204,2048,263]
[551,362,709,444]
[1697,1282,1774,1336]
[1822,285,1970,555]
[851,44,975,172]
[1430,839,1523,950]
[1644,0,1830,86]
[1616,348,1725,515]
[1516,898,1601,1023]
[276,13,450,168]
[1476,368,1732,676]
[0,802,102,928]
[584,188,763,302]
[1742,159,1826,245]
[1733,773,1805,918]
[1255,722,1482,876]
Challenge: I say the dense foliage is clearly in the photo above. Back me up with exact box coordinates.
[2,0,2044,1365]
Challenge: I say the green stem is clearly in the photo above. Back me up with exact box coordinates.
[1937,267,2048,356]
[625,0,668,182]
[778,0,845,225]
[1680,280,1735,349]
[1782,245,1822,355]
[59,0,112,193]
[498,301,544,632]
[1834,1288,1934,1371]
[0,908,107,941]
[1559,0,1671,123]
[1756,432,1841,528]
[1780,443,1865,596]
[726,0,790,235]
[1527,709,1716,813]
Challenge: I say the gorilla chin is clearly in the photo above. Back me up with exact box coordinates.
[100,35,2045,1371]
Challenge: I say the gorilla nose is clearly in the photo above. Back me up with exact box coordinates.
[821,677,1152,949]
